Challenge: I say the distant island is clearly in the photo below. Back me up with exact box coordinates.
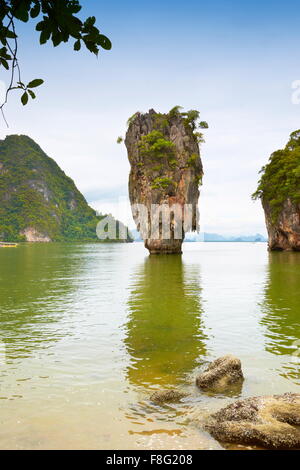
[131,229,267,243]
[0,135,131,243]
[185,232,267,243]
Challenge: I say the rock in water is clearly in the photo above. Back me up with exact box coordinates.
[263,198,300,251]
[150,390,188,404]
[253,130,300,251]
[125,108,207,254]
[205,393,300,449]
[196,355,244,392]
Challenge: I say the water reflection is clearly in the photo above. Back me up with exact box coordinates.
[260,252,300,381]
[0,244,83,359]
[124,255,208,389]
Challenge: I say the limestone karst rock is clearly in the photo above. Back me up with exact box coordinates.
[263,198,300,251]
[205,393,300,449]
[150,390,188,404]
[125,108,207,254]
[253,130,300,251]
[196,355,244,393]
[0,135,131,242]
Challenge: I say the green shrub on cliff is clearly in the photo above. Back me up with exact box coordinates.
[187,154,198,167]
[138,131,176,160]
[252,130,300,221]
[168,106,208,138]
[127,112,139,127]
[151,177,174,190]
[168,106,183,118]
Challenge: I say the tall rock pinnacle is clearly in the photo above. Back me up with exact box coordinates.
[125,107,207,254]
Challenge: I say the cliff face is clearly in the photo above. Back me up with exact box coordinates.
[125,108,206,254]
[253,130,300,251]
[0,135,130,243]
[263,199,300,251]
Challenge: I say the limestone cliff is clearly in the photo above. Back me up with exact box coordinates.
[253,130,300,251]
[125,108,207,254]
[0,135,131,243]
[262,198,300,251]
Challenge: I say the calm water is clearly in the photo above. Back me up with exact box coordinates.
[0,242,299,450]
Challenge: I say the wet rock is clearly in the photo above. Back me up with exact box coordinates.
[196,355,244,392]
[150,390,188,404]
[205,393,300,449]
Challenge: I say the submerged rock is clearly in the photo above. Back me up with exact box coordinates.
[125,107,207,254]
[205,393,300,449]
[196,355,244,392]
[150,390,188,404]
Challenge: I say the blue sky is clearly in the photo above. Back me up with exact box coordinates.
[1,0,300,234]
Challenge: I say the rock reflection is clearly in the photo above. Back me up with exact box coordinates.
[260,252,300,381]
[124,255,208,389]
[0,243,83,359]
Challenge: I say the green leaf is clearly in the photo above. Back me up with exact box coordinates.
[27,79,44,89]
[74,39,81,51]
[199,121,209,129]
[84,17,96,28]
[36,21,44,32]
[69,2,82,14]
[84,40,99,55]
[27,90,36,100]
[62,32,70,43]
[21,92,29,106]
[0,58,9,70]
[0,47,12,60]
[14,3,30,23]
[40,30,51,45]
[98,35,112,50]
[52,34,62,47]
[30,2,41,18]
[6,30,17,39]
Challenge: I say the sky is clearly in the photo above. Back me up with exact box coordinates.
[1,0,300,234]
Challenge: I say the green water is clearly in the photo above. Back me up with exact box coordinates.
[0,242,299,449]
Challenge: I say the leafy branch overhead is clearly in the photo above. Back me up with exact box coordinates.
[0,0,111,123]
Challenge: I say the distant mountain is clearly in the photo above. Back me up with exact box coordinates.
[130,229,267,243]
[0,135,132,243]
[185,232,267,242]
[130,229,143,242]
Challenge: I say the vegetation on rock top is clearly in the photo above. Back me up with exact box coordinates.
[122,107,208,192]
[252,130,300,222]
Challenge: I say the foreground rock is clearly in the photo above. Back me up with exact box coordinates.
[253,130,300,251]
[196,355,244,392]
[205,393,300,449]
[150,390,188,404]
[125,107,207,254]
